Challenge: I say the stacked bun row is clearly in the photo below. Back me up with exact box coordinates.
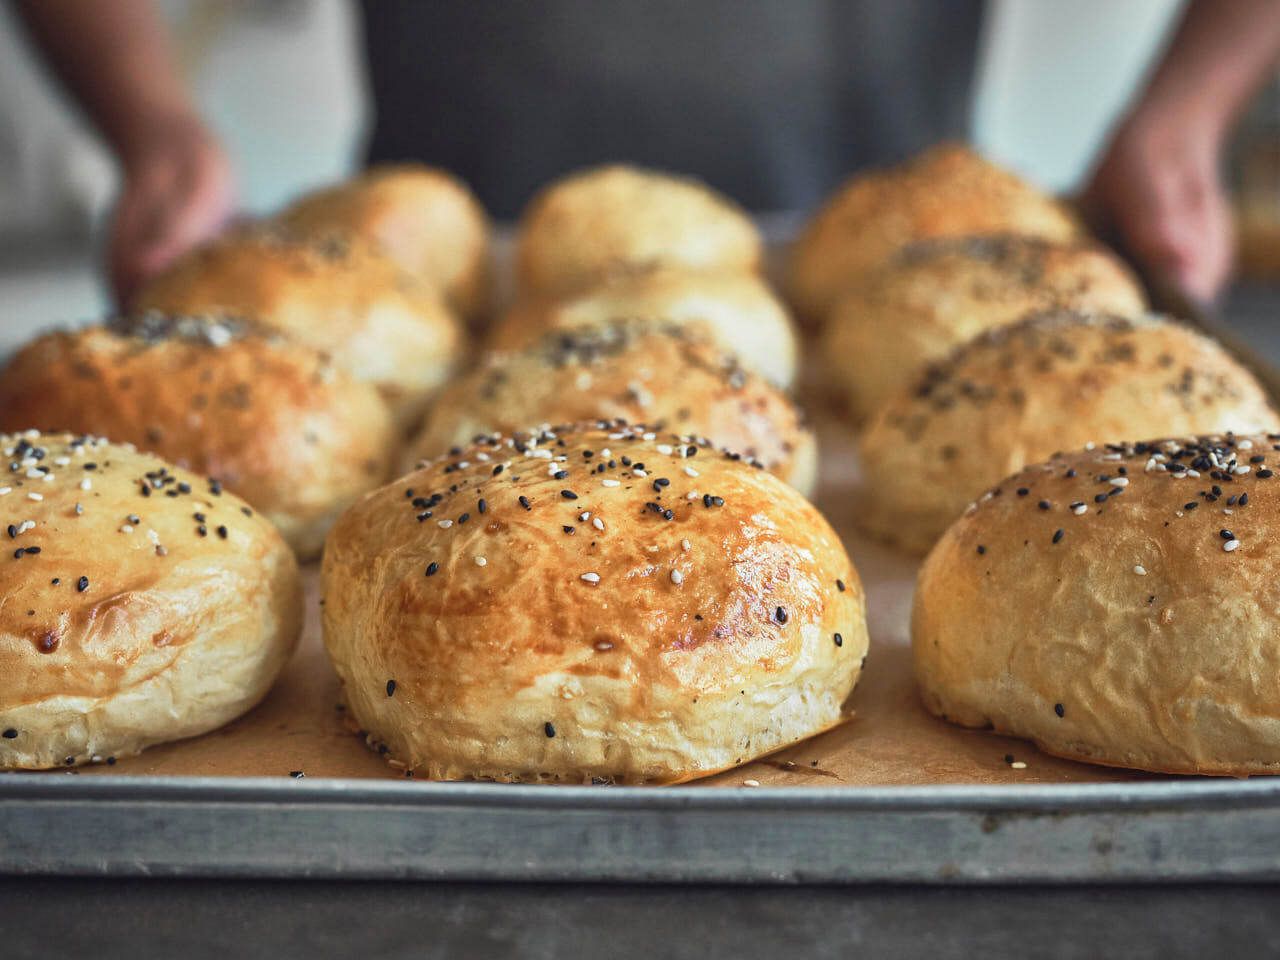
[3,145,1278,781]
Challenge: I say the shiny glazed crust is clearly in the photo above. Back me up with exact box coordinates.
[132,226,465,432]
[515,165,763,299]
[407,320,817,496]
[822,236,1147,423]
[914,433,1280,775]
[0,433,302,769]
[278,164,491,320]
[857,310,1279,555]
[490,266,800,387]
[0,316,397,559]
[322,422,866,783]
[788,143,1082,325]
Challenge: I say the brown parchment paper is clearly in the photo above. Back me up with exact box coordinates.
[61,414,1150,789]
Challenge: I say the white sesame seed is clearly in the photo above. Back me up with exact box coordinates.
[119,525,134,535]
[742,779,761,788]
[1085,442,1096,450]
[474,556,487,567]
[1134,565,1147,576]
[579,511,590,521]
[1235,465,1252,475]
[438,520,453,529]
[1072,504,1088,515]
[17,521,34,534]
[580,572,601,584]
[1010,761,1028,770]
[600,449,611,459]
[684,466,699,478]
[670,569,684,585]
[24,468,42,480]
[1224,539,1241,552]
[592,517,605,531]
[1239,440,1255,450]
[20,458,35,469]
[656,444,673,456]
[27,493,42,502]
[0,488,11,496]
[601,479,620,488]
[632,468,648,478]
[41,473,54,483]
[681,538,691,551]
[1224,508,1234,515]
[686,491,700,501]
[1109,477,1129,488]
[642,432,656,441]
[530,449,553,459]
[80,478,91,491]
[475,451,491,462]
[1101,453,1122,461]
[1186,469,1200,478]
[53,457,69,467]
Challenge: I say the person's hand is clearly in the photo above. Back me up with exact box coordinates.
[109,114,235,306]
[1082,105,1232,305]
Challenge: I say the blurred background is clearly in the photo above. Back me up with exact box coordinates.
[0,0,1277,346]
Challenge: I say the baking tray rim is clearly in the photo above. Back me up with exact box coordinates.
[5,773,1280,812]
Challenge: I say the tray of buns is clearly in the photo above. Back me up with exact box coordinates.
[5,148,1280,885]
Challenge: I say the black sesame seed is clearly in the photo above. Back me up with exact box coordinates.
[1,728,16,739]
[1252,455,1266,464]
[1016,488,1029,496]
[51,578,59,585]
[290,771,305,779]
[492,465,504,476]
[1220,529,1235,540]
[833,633,843,647]
[976,545,986,555]
[1065,469,1077,478]
[5,525,14,539]
[77,576,89,592]
[562,525,575,535]
[836,579,846,592]
[425,562,439,576]
[458,513,470,524]
[1055,703,1065,718]
[216,525,228,539]
[1052,529,1064,544]
[1260,469,1274,478]
[775,606,788,625]
[386,680,397,697]
[560,490,578,500]
[477,499,487,514]
[544,722,556,738]
[197,525,207,537]
[1038,500,1051,511]
[519,495,531,510]
[553,471,568,480]
[1241,493,1250,506]
[1184,502,1198,511]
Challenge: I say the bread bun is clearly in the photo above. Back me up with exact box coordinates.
[0,314,396,559]
[323,422,865,783]
[132,227,465,432]
[515,165,763,299]
[915,432,1280,775]
[823,236,1146,423]
[0,432,302,769]
[858,310,1278,554]
[408,320,817,495]
[789,143,1082,324]
[278,164,490,321]
[492,267,800,387]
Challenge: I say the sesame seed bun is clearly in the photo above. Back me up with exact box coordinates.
[132,226,466,433]
[406,320,817,496]
[0,315,397,559]
[0,432,302,770]
[857,310,1279,555]
[515,165,763,300]
[322,423,865,784]
[788,143,1082,326]
[915,433,1280,775]
[490,267,801,387]
[822,236,1147,424]
[277,164,491,322]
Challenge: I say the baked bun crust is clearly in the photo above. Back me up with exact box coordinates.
[490,267,800,387]
[915,433,1280,775]
[323,422,866,784]
[408,320,817,495]
[789,143,1082,324]
[858,310,1278,554]
[823,236,1146,423]
[515,165,763,299]
[0,432,302,769]
[0,315,396,559]
[278,164,491,320]
[132,227,465,432]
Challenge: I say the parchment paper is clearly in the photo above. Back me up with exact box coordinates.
[64,414,1148,788]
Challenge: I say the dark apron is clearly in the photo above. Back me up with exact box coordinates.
[359,0,984,217]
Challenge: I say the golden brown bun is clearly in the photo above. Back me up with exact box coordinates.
[408,320,817,495]
[277,164,491,320]
[132,226,465,432]
[323,422,866,784]
[0,315,397,559]
[823,236,1147,423]
[515,165,763,299]
[857,310,1279,554]
[491,267,800,387]
[915,433,1280,775]
[0,432,302,769]
[789,143,1083,325]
